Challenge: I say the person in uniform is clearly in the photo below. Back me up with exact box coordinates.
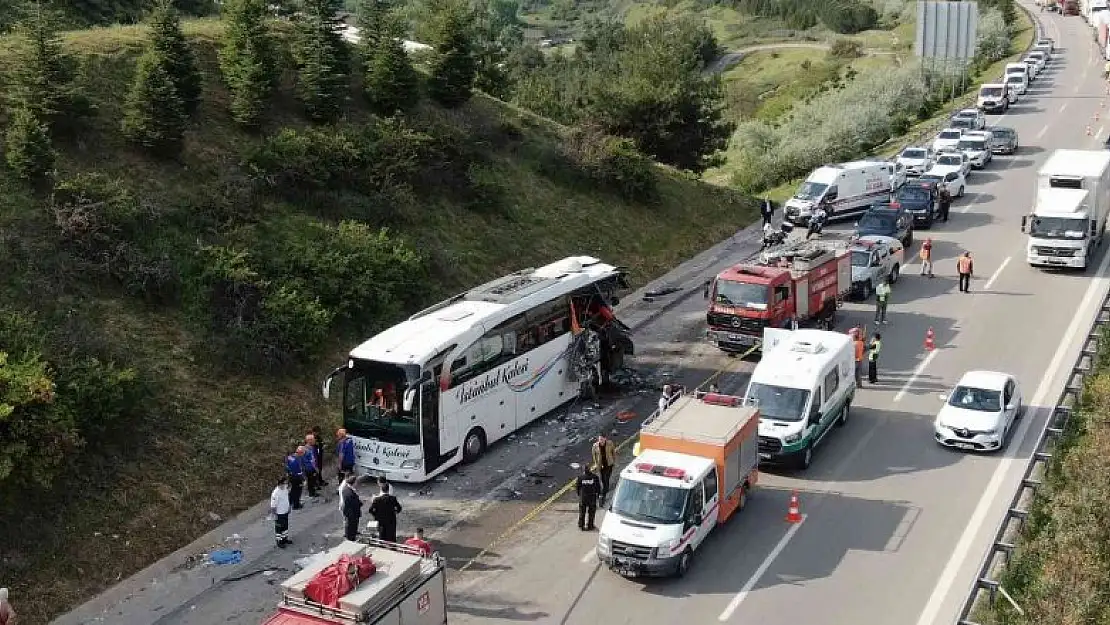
[575,464,601,531]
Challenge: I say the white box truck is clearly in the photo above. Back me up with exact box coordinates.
[783,160,896,225]
[1021,149,1110,270]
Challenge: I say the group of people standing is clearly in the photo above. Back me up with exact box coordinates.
[268,428,431,556]
[575,434,617,531]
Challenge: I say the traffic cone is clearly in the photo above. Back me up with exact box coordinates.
[785,490,803,523]
[924,327,936,351]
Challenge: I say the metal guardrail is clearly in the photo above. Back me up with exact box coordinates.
[955,287,1110,624]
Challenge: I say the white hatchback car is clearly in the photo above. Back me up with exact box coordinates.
[934,371,1024,452]
[932,128,964,153]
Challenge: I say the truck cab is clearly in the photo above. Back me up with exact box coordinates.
[744,328,856,470]
[705,242,851,353]
[1023,150,1110,270]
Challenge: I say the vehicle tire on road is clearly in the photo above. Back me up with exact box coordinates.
[675,549,693,578]
[957,185,966,198]
[862,280,873,300]
[462,428,487,463]
[796,444,813,470]
[837,401,851,427]
[890,264,900,283]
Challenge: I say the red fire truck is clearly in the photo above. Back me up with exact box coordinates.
[705,240,852,353]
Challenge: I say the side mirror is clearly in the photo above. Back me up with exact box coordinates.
[692,514,703,526]
[1006,402,1017,411]
[703,279,713,300]
[808,410,821,425]
[403,388,416,412]
[323,376,333,400]
[1021,215,1028,233]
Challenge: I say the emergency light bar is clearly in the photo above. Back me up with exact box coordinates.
[634,463,686,479]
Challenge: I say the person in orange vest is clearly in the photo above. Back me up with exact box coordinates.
[853,330,866,387]
[919,239,934,277]
[957,252,974,292]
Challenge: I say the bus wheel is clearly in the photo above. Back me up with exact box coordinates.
[463,428,487,463]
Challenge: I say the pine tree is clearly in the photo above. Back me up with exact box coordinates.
[292,0,350,122]
[121,47,188,156]
[355,0,394,49]
[427,0,477,108]
[4,106,56,182]
[364,15,420,115]
[7,2,85,130]
[219,0,277,127]
[150,0,203,116]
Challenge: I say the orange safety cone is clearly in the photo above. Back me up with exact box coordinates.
[785,490,803,523]
[924,327,936,351]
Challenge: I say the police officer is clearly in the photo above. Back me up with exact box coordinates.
[575,464,601,531]
[868,332,883,384]
[302,443,320,498]
[938,186,952,223]
[285,448,306,509]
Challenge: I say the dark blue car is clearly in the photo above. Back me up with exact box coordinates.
[854,204,914,248]
[893,181,942,228]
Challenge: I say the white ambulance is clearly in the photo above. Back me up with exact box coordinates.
[784,160,898,225]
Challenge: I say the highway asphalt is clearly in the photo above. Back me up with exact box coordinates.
[446,9,1110,625]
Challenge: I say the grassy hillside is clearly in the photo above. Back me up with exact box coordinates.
[974,325,1110,625]
[0,17,753,623]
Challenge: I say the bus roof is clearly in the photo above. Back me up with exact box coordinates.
[349,256,624,366]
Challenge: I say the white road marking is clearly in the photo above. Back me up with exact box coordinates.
[581,548,597,563]
[1035,125,1048,140]
[1059,102,1069,112]
[893,350,939,403]
[718,515,808,622]
[914,247,1110,625]
[1098,126,1106,140]
[982,256,1012,291]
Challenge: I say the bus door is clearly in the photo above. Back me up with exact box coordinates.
[421,370,450,472]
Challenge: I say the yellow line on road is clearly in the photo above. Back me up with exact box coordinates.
[455,344,759,573]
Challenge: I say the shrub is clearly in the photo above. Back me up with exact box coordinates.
[562,122,658,202]
[0,309,142,493]
[364,16,422,116]
[4,4,88,132]
[4,106,56,182]
[975,9,1012,65]
[244,119,442,197]
[828,38,864,59]
[51,173,141,258]
[730,64,929,193]
[195,245,334,370]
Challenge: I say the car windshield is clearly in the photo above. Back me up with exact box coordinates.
[610,479,687,524]
[1006,76,1023,84]
[951,119,973,129]
[859,214,897,231]
[937,154,962,165]
[1028,216,1088,239]
[715,279,768,309]
[851,250,873,267]
[939,131,961,140]
[794,181,828,201]
[958,140,987,151]
[898,186,931,202]
[956,111,977,119]
[919,175,943,185]
[745,382,811,422]
[993,128,1015,137]
[901,148,927,159]
[948,385,1002,412]
[980,87,1004,97]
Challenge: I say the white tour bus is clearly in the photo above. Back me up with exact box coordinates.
[322,256,634,483]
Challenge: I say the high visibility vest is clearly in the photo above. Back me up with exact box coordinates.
[958,257,973,273]
[868,340,881,361]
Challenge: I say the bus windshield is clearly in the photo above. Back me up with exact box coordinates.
[343,360,421,445]
[745,382,811,422]
[610,479,688,524]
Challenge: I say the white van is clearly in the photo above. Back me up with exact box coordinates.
[783,161,895,225]
[977,83,1009,113]
[743,328,857,470]
[1005,73,1028,99]
[1006,62,1032,83]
